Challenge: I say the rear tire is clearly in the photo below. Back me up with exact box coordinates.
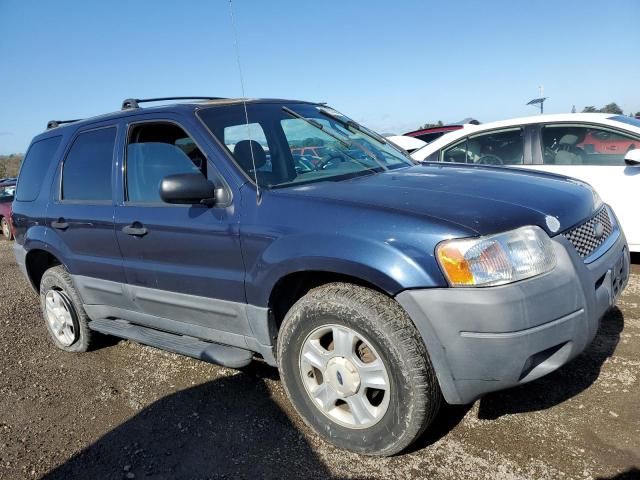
[277,283,441,456]
[40,265,94,352]
[1,217,11,240]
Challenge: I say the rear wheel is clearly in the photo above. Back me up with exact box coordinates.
[40,265,94,352]
[1,217,12,240]
[277,283,441,456]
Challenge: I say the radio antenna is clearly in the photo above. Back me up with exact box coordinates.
[228,0,261,203]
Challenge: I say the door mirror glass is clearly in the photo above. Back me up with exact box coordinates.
[624,148,640,166]
[160,173,216,205]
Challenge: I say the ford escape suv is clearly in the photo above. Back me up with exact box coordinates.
[12,97,630,456]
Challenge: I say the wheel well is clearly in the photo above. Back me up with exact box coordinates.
[25,249,62,291]
[268,271,387,331]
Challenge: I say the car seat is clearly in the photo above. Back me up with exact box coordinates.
[233,140,277,185]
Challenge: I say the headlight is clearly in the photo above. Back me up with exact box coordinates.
[436,226,556,287]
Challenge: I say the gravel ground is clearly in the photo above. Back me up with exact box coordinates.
[0,239,638,480]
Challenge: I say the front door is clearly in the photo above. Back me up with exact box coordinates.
[113,119,250,345]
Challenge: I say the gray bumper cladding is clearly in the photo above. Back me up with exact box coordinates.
[396,231,630,405]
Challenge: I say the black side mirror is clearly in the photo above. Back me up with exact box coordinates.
[160,173,217,206]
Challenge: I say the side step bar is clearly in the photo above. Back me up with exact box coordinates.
[89,319,253,368]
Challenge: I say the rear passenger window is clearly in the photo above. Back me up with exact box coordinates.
[62,127,116,202]
[542,125,640,166]
[16,136,62,201]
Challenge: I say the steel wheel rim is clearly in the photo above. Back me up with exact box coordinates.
[299,324,391,429]
[1,219,9,239]
[45,290,77,347]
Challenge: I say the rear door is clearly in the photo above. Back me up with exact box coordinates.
[46,124,126,294]
[520,123,640,250]
[113,116,249,346]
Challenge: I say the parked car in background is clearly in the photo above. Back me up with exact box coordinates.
[385,135,427,153]
[404,119,480,144]
[411,113,640,252]
[11,98,629,456]
[0,180,16,240]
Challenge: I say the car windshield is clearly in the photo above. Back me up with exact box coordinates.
[0,184,15,203]
[198,102,414,188]
[610,115,640,129]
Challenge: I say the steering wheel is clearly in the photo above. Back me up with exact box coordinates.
[316,154,345,170]
[476,154,504,165]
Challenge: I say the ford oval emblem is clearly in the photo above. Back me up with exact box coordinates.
[545,216,560,233]
[593,222,605,239]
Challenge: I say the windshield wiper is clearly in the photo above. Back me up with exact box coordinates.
[318,107,388,145]
[282,107,350,149]
[282,106,384,173]
[284,106,390,170]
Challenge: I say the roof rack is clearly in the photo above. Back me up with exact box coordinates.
[47,119,83,130]
[121,96,227,110]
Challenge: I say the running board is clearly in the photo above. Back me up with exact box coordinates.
[89,318,253,368]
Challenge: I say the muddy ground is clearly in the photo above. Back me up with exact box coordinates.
[0,239,638,479]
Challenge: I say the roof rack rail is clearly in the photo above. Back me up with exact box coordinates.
[121,96,227,110]
[46,119,83,130]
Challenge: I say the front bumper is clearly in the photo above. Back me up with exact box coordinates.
[396,229,630,404]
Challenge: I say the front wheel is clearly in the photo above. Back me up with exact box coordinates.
[277,283,441,456]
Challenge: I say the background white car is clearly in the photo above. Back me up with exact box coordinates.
[411,113,640,252]
[385,135,427,153]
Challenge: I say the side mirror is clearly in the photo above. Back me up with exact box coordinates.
[624,148,640,166]
[160,173,217,206]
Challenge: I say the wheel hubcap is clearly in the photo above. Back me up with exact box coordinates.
[299,324,390,429]
[1,220,9,238]
[45,290,77,347]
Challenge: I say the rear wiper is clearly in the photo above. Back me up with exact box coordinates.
[318,107,388,145]
[282,107,350,149]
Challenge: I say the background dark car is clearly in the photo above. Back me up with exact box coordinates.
[0,180,16,240]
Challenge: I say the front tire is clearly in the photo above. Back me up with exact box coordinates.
[40,265,94,352]
[277,283,441,456]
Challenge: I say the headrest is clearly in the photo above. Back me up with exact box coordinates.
[558,134,578,145]
[233,140,266,172]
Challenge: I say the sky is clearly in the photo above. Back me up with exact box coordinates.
[1,0,639,154]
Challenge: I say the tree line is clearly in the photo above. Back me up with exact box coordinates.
[0,154,23,179]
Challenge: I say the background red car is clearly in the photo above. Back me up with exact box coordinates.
[578,130,640,154]
[0,180,16,240]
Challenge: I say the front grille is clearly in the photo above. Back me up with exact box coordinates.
[563,206,613,259]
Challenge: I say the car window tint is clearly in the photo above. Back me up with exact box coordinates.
[16,136,62,201]
[542,125,640,166]
[127,123,206,203]
[62,128,115,202]
[468,129,524,165]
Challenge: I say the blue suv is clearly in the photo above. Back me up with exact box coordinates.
[12,97,630,455]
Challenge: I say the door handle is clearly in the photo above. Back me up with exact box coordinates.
[122,223,148,237]
[51,218,69,230]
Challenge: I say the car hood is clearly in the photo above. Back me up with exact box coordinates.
[277,163,597,237]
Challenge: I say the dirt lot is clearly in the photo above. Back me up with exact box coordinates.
[0,239,638,480]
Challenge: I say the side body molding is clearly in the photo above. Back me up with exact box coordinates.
[72,275,275,365]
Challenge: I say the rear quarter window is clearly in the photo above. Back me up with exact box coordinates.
[16,136,62,201]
